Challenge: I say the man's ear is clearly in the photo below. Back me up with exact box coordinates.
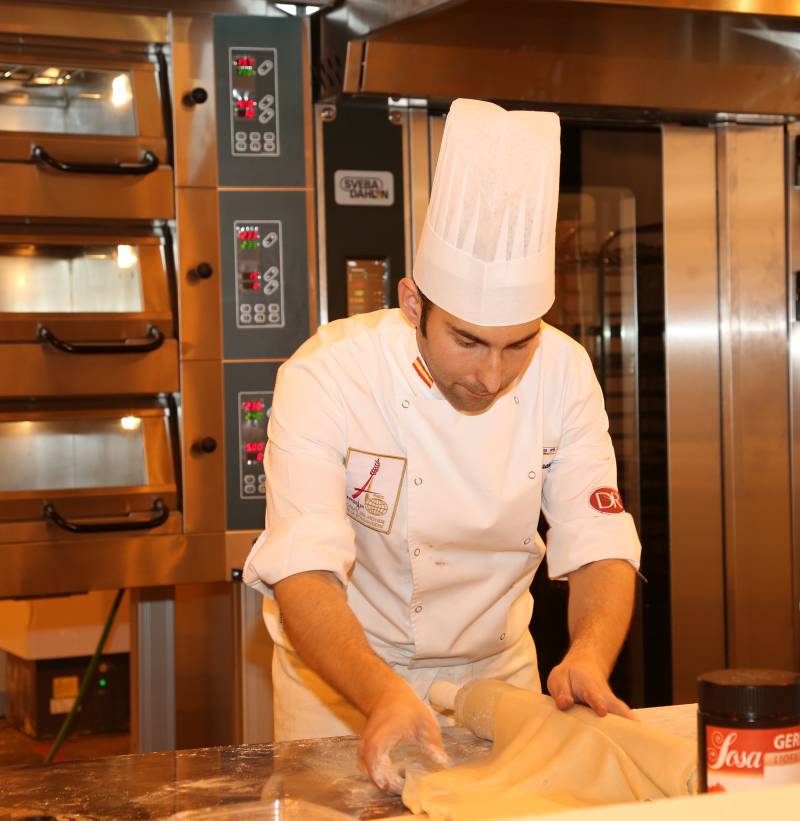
[398,277,422,328]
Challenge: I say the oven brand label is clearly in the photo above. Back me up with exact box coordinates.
[334,170,394,206]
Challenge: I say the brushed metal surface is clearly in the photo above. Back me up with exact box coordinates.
[315,104,330,326]
[180,361,225,535]
[0,163,175,221]
[662,125,726,702]
[0,2,168,44]
[718,124,795,670]
[786,121,800,669]
[172,14,218,189]
[175,582,237,750]
[176,188,222,360]
[344,1,800,115]
[0,340,179,397]
[0,531,232,598]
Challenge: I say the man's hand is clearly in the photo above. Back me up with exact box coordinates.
[548,559,637,720]
[275,572,449,791]
[358,679,449,793]
[547,648,635,719]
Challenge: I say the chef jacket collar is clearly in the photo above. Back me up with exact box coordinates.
[401,322,446,401]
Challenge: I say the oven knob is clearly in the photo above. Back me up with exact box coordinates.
[183,87,209,106]
[196,437,218,454]
[192,262,214,280]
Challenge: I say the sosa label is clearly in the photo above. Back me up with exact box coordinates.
[705,725,800,792]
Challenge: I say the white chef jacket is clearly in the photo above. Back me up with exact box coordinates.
[243,308,641,670]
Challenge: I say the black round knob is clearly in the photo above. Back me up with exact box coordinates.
[197,437,217,454]
[192,262,213,280]
[183,87,208,106]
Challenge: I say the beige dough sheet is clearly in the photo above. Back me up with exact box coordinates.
[402,680,696,821]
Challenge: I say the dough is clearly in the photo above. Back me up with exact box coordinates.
[403,679,696,820]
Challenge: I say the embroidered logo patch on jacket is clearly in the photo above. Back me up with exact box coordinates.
[345,448,407,534]
[589,487,625,514]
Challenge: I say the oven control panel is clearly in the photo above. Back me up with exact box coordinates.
[220,191,309,360]
[235,220,284,328]
[214,16,305,187]
[225,363,279,530]
[229,47,279,158]
[238,391,271,500]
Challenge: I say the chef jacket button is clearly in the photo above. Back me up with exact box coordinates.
[414,476,423,486]
[401,399,410,409]
[500,633,506,641]
[523,537,531,545]
[413,548,421,557]
[528,471,536,479]
[513,395,520,405]
[414,605,423,614]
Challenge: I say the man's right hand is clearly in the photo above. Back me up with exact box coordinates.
[358,678,449,793]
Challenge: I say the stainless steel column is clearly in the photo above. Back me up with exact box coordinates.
[662,126,726,702]
[130,587,176,753]
[718,124,795,671]
[789,123,800,670]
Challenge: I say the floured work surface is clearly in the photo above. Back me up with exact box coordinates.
[403,681,697,820]
[0,729,489,820]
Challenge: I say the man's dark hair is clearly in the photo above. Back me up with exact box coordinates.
[418,288,433,337]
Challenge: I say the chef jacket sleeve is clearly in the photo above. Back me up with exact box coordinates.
[242,356,356,594]
[541,342,641,580]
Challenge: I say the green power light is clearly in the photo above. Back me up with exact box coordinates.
[99,678,108,688]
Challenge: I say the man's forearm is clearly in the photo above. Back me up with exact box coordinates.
[565,559,636,675]
[273,570,403,715]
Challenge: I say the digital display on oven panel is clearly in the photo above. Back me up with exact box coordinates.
[238,391,272,500]
[234,220,285,329]
[229,46,279,157]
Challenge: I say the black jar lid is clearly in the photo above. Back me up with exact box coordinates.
[698,669,800,721]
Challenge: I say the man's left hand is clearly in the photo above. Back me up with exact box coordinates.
[547,650,635,720]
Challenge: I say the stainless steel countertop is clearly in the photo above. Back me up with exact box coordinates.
[0,727,490,820]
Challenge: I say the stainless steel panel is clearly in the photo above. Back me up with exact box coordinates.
[131,587,176,755]
[172,14,218,189]
[181,361,225,535]
[0,340,179,397]
[0,532,228,599]
[343,1,800,115]
[315,103,330,325]
[176,188,222,360]
[0,2,168,44]
[662,125,726,702]
[788,122,800,669]
[718,124,795,669]
[407,106,430,272]
[175,582,236,749]
[0,163,174,221]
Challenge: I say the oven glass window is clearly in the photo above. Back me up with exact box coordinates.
[0,244,144,313]
[0,418,147,491]
[0,63,137,136]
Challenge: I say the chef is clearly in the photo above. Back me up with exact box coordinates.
[243,99,641,792]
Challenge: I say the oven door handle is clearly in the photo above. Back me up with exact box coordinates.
[37,325,165,354]
[43,499,169,533]
[31,145,161,176]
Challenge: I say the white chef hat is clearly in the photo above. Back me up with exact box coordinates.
[413,99,561,326]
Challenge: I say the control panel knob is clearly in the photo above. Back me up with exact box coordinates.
[183,87,209,106]
[196,437,217,454]
[192,262,214,280]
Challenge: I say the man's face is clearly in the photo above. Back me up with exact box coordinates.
[415,297,541,414]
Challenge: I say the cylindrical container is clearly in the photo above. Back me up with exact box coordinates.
[698,669,800,793]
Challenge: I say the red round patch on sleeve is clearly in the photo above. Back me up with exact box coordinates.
[589,487,625,514]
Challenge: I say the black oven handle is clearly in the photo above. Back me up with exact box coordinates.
[37,325,165,354]
[31,145,160,176]
[43,499,169,533]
